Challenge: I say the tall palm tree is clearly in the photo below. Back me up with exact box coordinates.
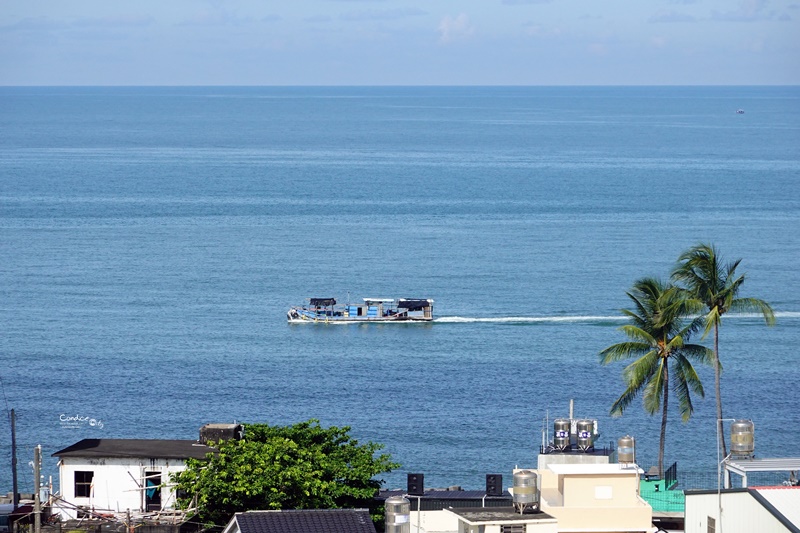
[671,243,775,458]
[600,278,712,477]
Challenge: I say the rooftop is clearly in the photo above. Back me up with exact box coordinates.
[751,486,800,530]
[52,439,216,460]
[446,507,557,525]
[725,457,800,475]
[546,463,642,475]
[232,509,376,533]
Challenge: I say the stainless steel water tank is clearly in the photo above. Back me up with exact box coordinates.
[576,419,594,450]
[512,470,539,512]
[617,435,635,463]
[731,419,755,456]
[384,495,410,533]
[554,419,570,450]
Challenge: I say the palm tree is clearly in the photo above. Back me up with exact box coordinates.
[671,243,775,458]
[600,278,712,477]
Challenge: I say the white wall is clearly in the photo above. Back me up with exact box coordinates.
[685,491,790,533]
[409,509,459,533]
[56,457,188,519]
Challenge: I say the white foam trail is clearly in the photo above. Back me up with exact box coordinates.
[435,311,800,324]
[434,316,625,324]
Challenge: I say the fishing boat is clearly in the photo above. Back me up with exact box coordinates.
[287,297,434,323]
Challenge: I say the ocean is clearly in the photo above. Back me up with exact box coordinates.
[1,86,798,493]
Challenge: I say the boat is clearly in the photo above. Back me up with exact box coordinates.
[287,297,434,323]
[736,109,745,114]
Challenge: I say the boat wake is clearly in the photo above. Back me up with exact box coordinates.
[435,311,800,324]
[435,316,624,324]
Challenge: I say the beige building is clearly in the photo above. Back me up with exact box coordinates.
[535,463,654,533]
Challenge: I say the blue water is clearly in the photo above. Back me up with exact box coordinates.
[1,86,799,493]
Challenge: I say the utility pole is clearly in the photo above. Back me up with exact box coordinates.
[34,445,41,533]
[11,409,19,509]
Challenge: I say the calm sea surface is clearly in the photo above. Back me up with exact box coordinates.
[1,86,799,492]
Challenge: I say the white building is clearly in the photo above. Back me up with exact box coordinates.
[685,486,800,533]
[52,438,216,520]
[383,461,653,533]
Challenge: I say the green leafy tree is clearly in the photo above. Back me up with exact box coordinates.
[600,278,712,476]
[173,420,399,527]
[671,243,775,457]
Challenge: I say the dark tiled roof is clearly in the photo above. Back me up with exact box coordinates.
[52,439,216,460]
[234,509,376,533]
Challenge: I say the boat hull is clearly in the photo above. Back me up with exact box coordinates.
[287,310,432,323]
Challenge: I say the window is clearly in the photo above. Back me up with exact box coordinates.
[707,516,716,533]
[501,525,525,533]
[74,471,93,498]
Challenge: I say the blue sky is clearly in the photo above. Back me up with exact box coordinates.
[1,0,798,85]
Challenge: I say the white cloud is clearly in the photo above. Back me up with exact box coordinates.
[304,15,333,23]
[73,15,155,28]
[438,13,474,44]
[1,16,66,31]
[177,10,250,27]
[650,36,667,48]
[587,43,608,56]
[341,8,427,21]
[711,0,768,21]
[649,10,696,23]
[746,38,765,52]
[522,22,563,37]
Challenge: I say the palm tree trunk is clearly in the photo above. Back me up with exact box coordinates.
[715,324,728,459]
[659,361,668,479]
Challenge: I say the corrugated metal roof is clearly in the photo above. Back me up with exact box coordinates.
[753,486,800,530]
[52,439,216,460]
[725,458,800,474]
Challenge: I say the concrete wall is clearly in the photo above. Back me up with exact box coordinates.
[562,474,640,507]
[410,509,459,533]
[536,465,653,533]
[56,457,187,519]
[537,454,610,470]
[685,491,791,533]
[458,524,558,533]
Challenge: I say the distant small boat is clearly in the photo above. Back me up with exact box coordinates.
[288,297,434,323]
[736,109,745,114]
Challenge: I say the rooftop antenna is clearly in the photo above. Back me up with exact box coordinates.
[11,408,18,509]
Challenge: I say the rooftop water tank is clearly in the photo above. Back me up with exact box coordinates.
[554,419,570,450]
[384,495,410,533]
[730,419,755,457]
[512,470,539,514]
[617,435,635,463]
[199,423,244,444]
[576,419,594,451]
